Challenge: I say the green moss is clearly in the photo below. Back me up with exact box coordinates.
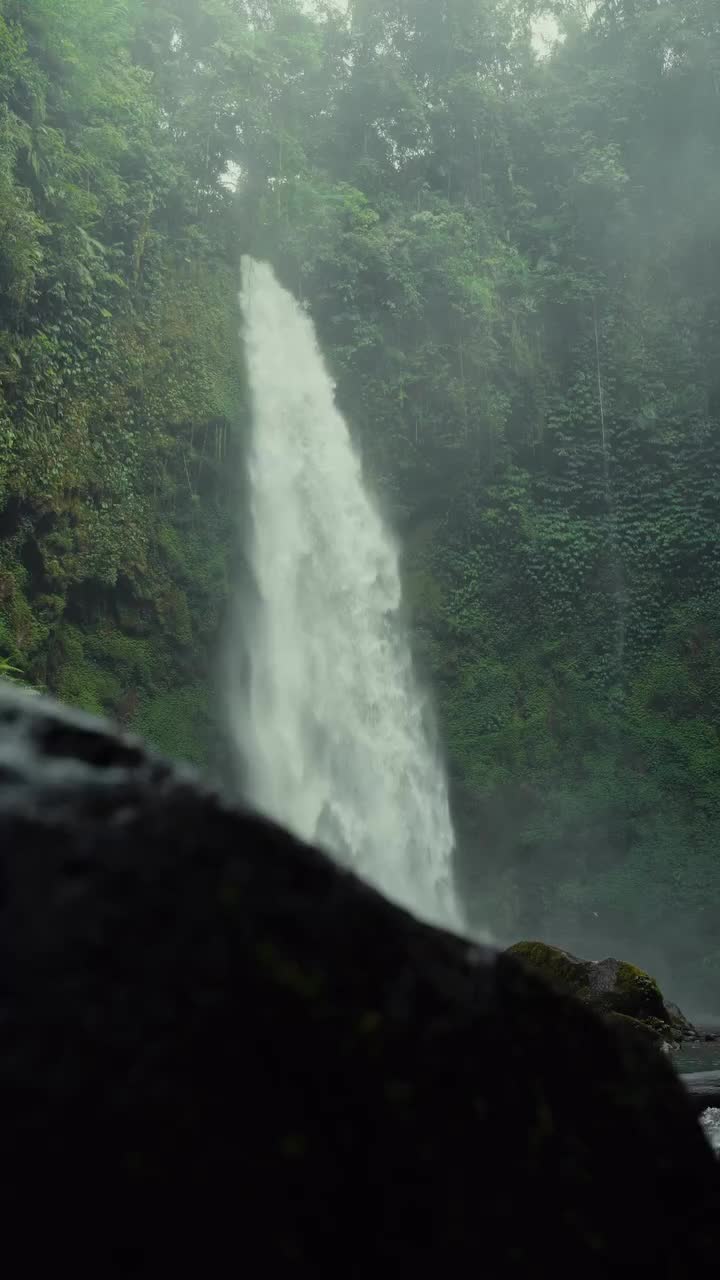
[155,586,193,647]
[156,523,229,600]
[507,942,590,995]
[45,614,217,760]
[84,626,159,683]
[57,656,122,718]
[132,684,211,766]
[0,655,23,681]
[601,961,669,1026]
[58,663,122,716]
[508,942,675,1040]
[8,589,49,656]
[35,594,66,623]
[0,614,13,656]
[51,623,119,717]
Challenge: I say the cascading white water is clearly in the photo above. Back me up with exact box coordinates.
[703,1110,720,1155]
[234,257,459,931]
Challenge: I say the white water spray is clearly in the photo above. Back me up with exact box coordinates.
[234,258,459,930]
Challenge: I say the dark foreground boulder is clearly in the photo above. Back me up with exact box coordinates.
[0,688,719,1275]
[507,940,697,1045]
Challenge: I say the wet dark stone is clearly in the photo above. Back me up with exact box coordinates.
[0,687,719,1276]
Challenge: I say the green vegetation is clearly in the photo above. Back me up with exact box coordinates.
[2,1,720,1003]
[508,941,593,998]
[0,0,244,758]
[231,0,720,1005]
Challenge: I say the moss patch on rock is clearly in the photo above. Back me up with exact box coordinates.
[507,941,693,1044]
[595,961,668,1026]
[506,942,590,996]
[133,684,212,768]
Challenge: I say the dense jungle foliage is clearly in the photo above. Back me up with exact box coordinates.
[1,0,719,1005]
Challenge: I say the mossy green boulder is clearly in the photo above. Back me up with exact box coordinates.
[507,941,696,1045]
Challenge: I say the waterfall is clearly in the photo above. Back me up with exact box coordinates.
[233,258,459,931]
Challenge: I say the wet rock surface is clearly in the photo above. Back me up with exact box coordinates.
[1,688,719,1275]
[508,940,696,1045]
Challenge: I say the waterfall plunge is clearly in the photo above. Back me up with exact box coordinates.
[234,258,459,931]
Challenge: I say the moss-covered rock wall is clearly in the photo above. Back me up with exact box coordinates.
[0,0,247,764]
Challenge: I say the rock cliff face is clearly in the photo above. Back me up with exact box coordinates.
[0,687,718,1275]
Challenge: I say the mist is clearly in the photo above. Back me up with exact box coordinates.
[1,1,719,1019]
